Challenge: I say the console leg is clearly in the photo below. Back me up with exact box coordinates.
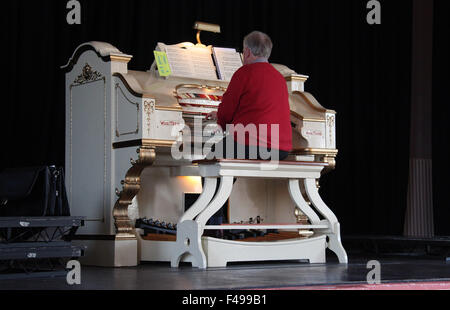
[179,177,217,222]
[196,176,234,227]
[304,178,348,264]
[172,176,233,269]
[171,220,207,268]
[327,223,348,263]
[288,179,321,225]
[193,176,234,269]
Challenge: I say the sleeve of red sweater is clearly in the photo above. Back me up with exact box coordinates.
[217,68,247,130]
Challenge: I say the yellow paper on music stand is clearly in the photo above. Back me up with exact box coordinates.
[154,51,172,77]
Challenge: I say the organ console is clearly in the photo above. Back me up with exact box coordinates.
[62,30,340,267]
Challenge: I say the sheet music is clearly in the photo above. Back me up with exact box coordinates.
[212,47,243,81]
[189,46,218,80]
[157,43,218,80]
[162,45,193,77]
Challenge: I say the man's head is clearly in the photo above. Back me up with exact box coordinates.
[242,31,273,65]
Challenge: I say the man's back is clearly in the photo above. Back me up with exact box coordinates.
[217,62,292,151]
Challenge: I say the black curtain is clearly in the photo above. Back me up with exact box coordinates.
[432,0,450,236]
[1,0,413,236]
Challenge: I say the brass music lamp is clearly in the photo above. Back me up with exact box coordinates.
[193,21,221,46]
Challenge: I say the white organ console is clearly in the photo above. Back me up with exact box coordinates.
[62,37,345,267]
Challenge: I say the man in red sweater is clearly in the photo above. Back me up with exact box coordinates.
[209,31,292,160]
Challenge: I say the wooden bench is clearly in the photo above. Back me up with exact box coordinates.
[171,159,348,268]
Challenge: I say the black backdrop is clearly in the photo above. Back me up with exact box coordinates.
[433,0,450,236]
[1,0,419,236]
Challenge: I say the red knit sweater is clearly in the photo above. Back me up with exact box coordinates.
[217,62,292,151]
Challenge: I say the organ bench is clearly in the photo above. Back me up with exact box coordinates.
[171,159,348,268]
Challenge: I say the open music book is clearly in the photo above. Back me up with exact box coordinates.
[212,47,243,81]
[155,43,242,81]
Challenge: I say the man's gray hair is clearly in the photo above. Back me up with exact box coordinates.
[243,31,273,59]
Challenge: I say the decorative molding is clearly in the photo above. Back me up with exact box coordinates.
[112,73,154,99]
[292,91,336,114]
[327,114,335,148]
[61,42,133,72]
[73,63,104,86]
[291,148,338,172]
[142,139,177,148]
[155,106,183,112]
[110,55,132,63]
[115,83,140,137]
[285,75,309,82]
[291,148,338,156]
[327,115,335,127]
[112,138,176,149]
[143,100,155,137]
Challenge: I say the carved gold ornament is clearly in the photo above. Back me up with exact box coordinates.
[143,100,155,136]
[73,63,103,85]
[327,115,335,147]
[113,146,156,240]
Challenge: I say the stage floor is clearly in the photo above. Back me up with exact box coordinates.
[0,254,449,290]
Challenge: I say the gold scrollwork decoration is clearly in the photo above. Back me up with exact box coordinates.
[327,115,335,127]
[113,146,156,240]
[73,63,103,85]
[327,115,335,148]
[143,100,155,136]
